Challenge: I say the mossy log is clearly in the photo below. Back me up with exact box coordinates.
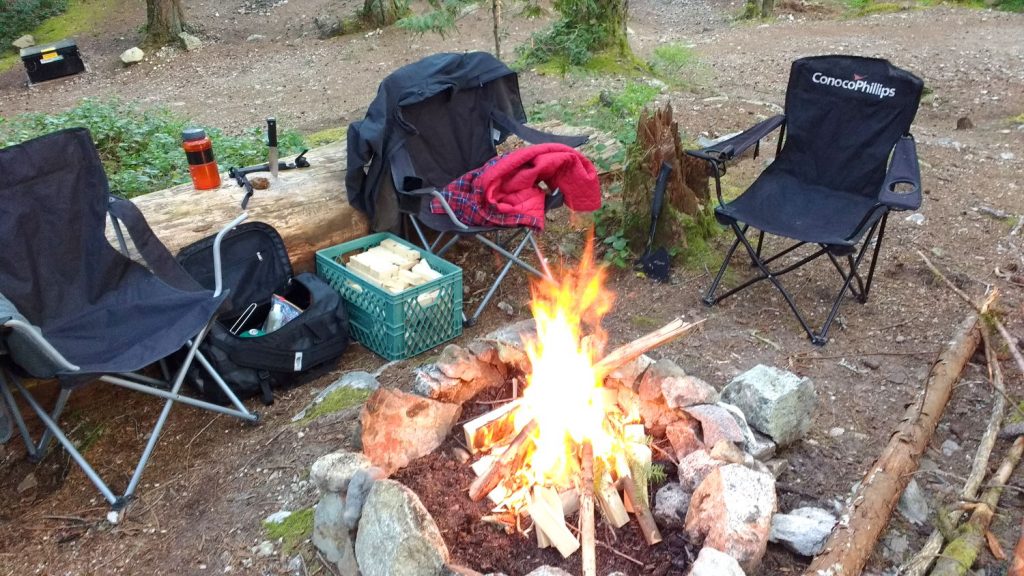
[930,436,1024,576]
[622,102,709,253]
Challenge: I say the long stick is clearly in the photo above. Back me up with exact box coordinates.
[468,420,538,501]
[580,441,596,576]
[901,328,1007,575]
[595,317,704,377]
[621,474,662,545]
[803,311,983,576]
[930,436,1024,576]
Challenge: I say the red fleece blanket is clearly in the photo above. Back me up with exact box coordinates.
[430,143,601,231]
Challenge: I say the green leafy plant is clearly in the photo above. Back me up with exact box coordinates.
[0,99,304,198]
[0,0,68,48]
[517,0,632,67]
[396,0,475,35]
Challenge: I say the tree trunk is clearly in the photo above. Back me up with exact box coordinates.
[622,103,710,254]
[362,0,405,26]
[145,0,186,46]
[492,0,502,60]
[760,0,775,18]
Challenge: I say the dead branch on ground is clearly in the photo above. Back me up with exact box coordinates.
[803,311,984,576]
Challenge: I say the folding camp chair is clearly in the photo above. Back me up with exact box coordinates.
[346,52,588,325]
[0,128,259,512]
[687,55,924,345]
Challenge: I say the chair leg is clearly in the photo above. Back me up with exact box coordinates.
[704,233,743,306]
[467,231,535,326]
[7,376,122,506]
[814,227,880,345]
[862,213,889,299]
[0,368,37,457]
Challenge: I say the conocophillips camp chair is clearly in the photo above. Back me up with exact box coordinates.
[347,52,588,325]
[687,55,924,345]
[0,128,259,513]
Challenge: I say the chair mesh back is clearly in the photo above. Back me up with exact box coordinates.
[0,128,126,325]
[777,55,924,198]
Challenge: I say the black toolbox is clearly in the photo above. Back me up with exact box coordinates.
[20,39,85,84]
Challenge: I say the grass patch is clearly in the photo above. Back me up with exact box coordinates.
[299,386,372,424]
[529,81,659,170]
[0,0,120,73]
[1011,113,1024,125]
[0,99,304,197]
[264,507,315,556]
[630,315,663,329]
[648,42,711,91]
[305,126,348,147]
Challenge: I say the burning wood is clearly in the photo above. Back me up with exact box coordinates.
[460,239,701,573]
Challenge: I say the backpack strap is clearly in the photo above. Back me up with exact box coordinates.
[256,369,274,405]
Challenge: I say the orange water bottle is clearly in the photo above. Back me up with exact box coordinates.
[182,128,221,190]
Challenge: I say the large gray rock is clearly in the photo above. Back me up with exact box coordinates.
[687,547,746,576]
[685,464,776,574]
[120,47,144,64]
[313,492,359,575]
[314,14,344,39]
[654,482,690,529]
[639,359,718,409]
[13,34,35,49]
[356,479,449,576]
[720,365,816,447]
[178,32,202,51]
[311,451,373,494]
[360,387,461,475]
[769,507,836,557]
[343,467,386,530]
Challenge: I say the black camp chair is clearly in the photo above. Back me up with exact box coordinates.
[687,55,923,345]
[0,128,259,512]
[347,52,588,325]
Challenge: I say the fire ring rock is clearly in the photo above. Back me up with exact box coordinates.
[360,387,462,475]
[685,464,777,574]
[355,479,450,576]
[720,364,816,448]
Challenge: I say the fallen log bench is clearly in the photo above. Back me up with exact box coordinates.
[120,122,623,272]
[120,140,368,272]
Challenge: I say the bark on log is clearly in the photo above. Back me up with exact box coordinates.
[581,441,597,576]
[469,419,538,501]
[930,436,1024,576]
[594,317,704,377]
[120,140,368,272]
[803,312,983,576]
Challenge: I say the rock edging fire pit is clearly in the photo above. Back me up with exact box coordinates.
[308,317,824,576]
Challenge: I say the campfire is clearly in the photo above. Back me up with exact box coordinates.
[460,240,703,575]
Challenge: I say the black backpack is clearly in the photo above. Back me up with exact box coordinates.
[176,222,350,405]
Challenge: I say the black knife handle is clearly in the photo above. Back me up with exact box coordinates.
[266,117,278,147]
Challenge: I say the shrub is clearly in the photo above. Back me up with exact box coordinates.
[0,0,68,48]
[0,99,304,198]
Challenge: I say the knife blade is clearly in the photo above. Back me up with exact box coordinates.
[267,117,278,179]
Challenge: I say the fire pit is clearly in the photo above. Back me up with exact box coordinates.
[309,242,815,576]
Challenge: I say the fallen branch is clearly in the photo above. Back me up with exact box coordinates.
[804,311,984,576]
[930,436,1024,576]
[594,317,704,377]
[901,328,1007,576]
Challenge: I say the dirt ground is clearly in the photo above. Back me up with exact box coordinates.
[1,0,1023,574]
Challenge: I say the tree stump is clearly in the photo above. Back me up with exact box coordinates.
[622,102,710,255]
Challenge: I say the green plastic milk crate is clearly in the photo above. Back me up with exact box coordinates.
[316,233,463,360]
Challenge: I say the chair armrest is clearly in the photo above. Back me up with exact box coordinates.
[686,114,786,163]
[401,187,470,230]
[211,213,249,297]
[878,135,922,212]
[1,294,79,376]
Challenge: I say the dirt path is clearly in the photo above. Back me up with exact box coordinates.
[1,1,1023,574]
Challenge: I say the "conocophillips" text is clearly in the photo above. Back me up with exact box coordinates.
[811,72,896,99]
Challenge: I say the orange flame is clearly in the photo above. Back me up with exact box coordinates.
[516,233,622,487]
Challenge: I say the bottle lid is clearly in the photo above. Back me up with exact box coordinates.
[182,127,207,141]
